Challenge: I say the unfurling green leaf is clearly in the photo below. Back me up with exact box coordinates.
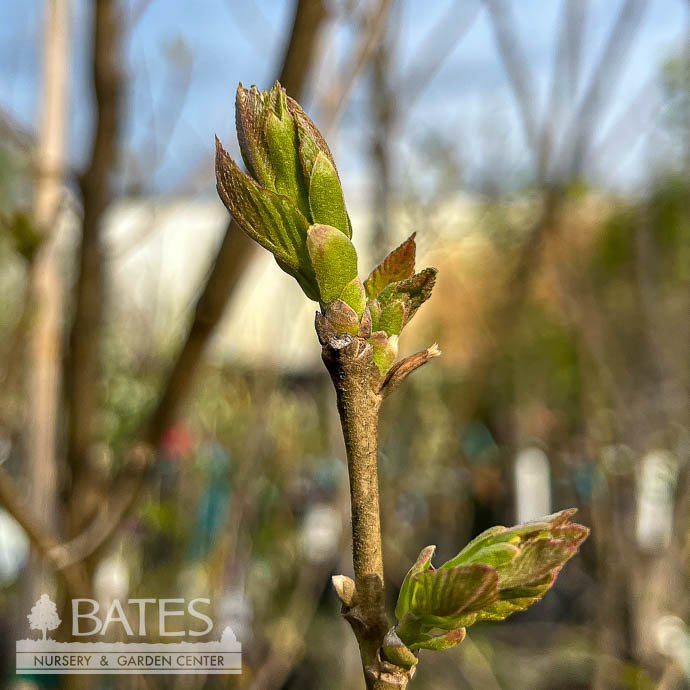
[234,84,275,189]
[307,224,358,306]
[391,509,589,656]
[215,138,318,300]
[378,299,408,336]
[308,153,349,236]
[218,81,439,371]
[382,629,418,668]
[369,331,398,374]
[339,277,367,318]
[265,107,310,217]
[395,545,436,621]
[365,233,417,299]
[388,268,438,324]
[404,564,498,627]
[217,81,353,303]
[362,233,437,339]
[409,627,466,652]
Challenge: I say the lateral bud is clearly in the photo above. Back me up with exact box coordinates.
[382,628,418,668]
[331,574,356,607]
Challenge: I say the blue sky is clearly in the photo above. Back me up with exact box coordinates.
[0,0,687,198]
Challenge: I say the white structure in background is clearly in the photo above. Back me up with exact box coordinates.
[0,509,29,584]
[99,193,477,372]
[301,503,341,563]
[218,589,251,644]
[656,615,690,681]
[515,446,551,523]
[93,551,129,610]
[636,450,678,552]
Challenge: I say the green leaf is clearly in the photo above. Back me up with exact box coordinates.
[409,627,466,652]
[265,103,310,217]
[215,138,318,300]
[306,224,358,306]
[308,153,349,236]
[442,509,587,571]
[287,95,337,180]
[382,629,418,668]
[405,565,498,627]
[235,84,275,189]
[395,545,435,621]
[367,299,382,331]
[287,93,353,237]
[378,299,409,336]
[390,268,438,325]
[369,331,398,375]
[456,542,521,569]
[475,571,557,622]
[441,526,506,568]
[494,533,581,589]
[365,233,417,299]
[440,509,589,624]
[339,277,366,318]
[392,509,590,653]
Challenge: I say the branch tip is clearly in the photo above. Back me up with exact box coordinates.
[332,574,357,607]
[379,344,442,397]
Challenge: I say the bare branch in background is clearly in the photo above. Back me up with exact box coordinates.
[143,0,328,448]
[398,0,480,108]
[369,6,397,257]
[539,0,588,179]
[0,104,33,151]
[130,38,195,194]
[25,0,70,601]
[0,0,332,591]
[0,459,90,597]
[563,0,648,176]
[484,0,540,156]
[564,0,587,104]
[64,0,124,539]
[321,0,394,134]
[591,75,660,178]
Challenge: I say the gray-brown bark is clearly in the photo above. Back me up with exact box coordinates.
[321,332,415,690]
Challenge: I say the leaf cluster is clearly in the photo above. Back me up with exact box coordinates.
[384,509,589,666]
[215,82,436,375]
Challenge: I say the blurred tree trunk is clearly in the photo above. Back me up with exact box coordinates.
[148,0,328,441]
[369,12,396,259]
[64,0,123,542]
[26,0,71,606]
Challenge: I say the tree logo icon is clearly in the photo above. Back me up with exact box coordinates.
[28,594,61,641]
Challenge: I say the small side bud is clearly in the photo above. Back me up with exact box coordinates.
[382,628,418,668]
[332,574,356,607]
[324,299,360,336]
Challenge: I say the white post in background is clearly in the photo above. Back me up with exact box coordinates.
[515,446,552,523]
[636,450,678,552]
